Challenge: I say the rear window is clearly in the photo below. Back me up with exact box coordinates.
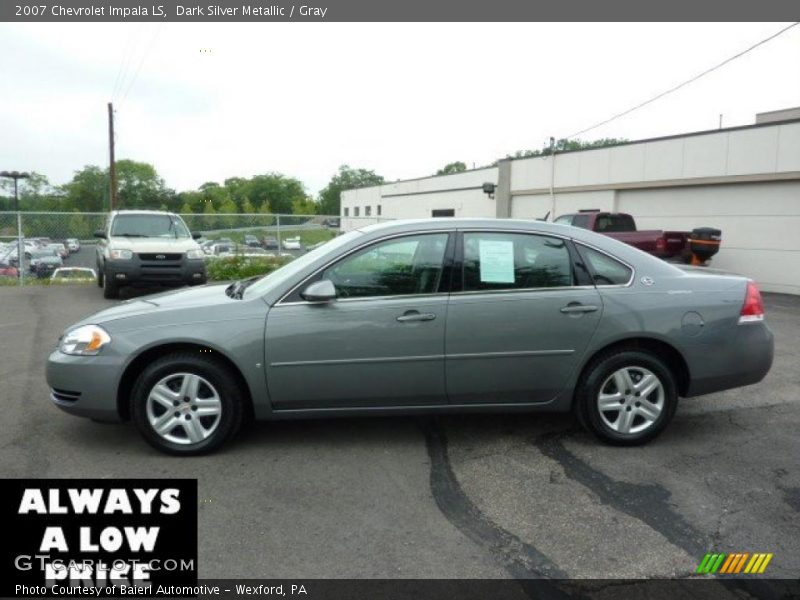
[579,245,633,286]
[594,214,635,233]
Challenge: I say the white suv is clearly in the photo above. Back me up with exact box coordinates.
[95,210,206,299]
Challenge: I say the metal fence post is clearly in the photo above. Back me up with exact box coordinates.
[276,214,281,251]
[17,211,24,286]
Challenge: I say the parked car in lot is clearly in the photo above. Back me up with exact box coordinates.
[95,210,206,299]
[554,210,722,265]
[244,235,261,248]
[47,219,773,455]
[51,267,97,283]
[45,242,69,259]
[29,247,63,278]
[218,247,272,258]
[261,236,279,250]
[0,259,18,279]
[66,238,80,252]
[282,236,302,250]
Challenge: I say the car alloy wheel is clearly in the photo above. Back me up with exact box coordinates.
[131,352,244,455]
[575,349,677,446]
[146,373,222,445]
[596,366,664,435]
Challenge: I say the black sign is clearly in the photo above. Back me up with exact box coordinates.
[1,479,197,598]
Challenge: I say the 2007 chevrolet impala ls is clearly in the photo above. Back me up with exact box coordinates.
[47,219,774,455]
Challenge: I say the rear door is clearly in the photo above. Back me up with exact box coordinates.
[445,229,603,404]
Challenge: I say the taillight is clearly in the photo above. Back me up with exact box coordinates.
[656,237,666,251]
[739,281,765,324]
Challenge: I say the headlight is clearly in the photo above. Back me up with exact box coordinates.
[186,249,204,259]
[109,249,133,260]
[60,325,111,356]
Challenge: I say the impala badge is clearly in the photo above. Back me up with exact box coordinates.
[156,254,166,260]
[641,276,655,286]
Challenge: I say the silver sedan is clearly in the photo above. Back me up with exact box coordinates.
[47,219,774,455]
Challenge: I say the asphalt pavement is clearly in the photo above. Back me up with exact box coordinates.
[0,285,798,588]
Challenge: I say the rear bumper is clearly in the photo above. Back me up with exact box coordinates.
[684,321,774,397]
[105,257,206,286]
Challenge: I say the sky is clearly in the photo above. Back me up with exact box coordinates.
[1,22,799,196]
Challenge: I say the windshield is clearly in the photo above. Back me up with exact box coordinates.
[111,214,190,238]
[243,230,363,299]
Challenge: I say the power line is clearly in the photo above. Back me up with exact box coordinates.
[565,22,800,140]
[119,23,163,107]
[111,25,144,102]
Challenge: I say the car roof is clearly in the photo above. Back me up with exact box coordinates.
[111,210,178,216]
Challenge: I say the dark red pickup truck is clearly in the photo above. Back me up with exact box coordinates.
[554,210,721,264]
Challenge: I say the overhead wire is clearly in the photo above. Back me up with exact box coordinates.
[565,22,800,140]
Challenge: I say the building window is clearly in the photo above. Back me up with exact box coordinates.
[344,207,349,217]
[365,206,372,217]
[377,205,382,216]
[432,209,455,218]
[354,207,360,217]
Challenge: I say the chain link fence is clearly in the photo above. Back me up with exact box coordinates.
[0,211,388,286]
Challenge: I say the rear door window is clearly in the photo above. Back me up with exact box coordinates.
[462,232,573,291]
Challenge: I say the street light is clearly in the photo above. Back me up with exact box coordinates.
[0,170,31,285]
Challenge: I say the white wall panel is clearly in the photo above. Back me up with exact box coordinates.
[681,132,728,179]
[777,122,800,172]
[726,126,779,175]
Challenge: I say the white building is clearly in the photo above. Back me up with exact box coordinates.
[341,110,800,295]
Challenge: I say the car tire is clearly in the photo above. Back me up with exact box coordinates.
[130,352,245,456]
[102,273,119,299]
[575,349,678,446]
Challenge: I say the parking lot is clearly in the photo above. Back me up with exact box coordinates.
[1,285,798,586]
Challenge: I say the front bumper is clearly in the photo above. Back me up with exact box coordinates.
[46,349,126,421]
[105,256,206,287]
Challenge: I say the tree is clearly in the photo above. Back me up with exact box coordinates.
[60,166,107,212]
[241,198,255,214]
[245,173,306,215]
[114,160,171,209]
[218,197,238,214]
[317,165,384,216]
[436,161,467,176]
[291,196,317,216]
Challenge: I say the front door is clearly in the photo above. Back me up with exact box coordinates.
[265,232,452,410]
[446,230,603,404]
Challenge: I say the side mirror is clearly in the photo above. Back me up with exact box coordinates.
[192,232,202,240]
[93,229,107,239]
[301,279,337,302]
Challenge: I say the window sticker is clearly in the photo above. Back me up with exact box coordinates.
[479,240,515,283]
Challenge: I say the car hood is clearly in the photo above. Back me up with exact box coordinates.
[107,237,199,252]
[73,284,238,328]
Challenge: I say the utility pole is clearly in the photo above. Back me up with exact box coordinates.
[108,102,117,211]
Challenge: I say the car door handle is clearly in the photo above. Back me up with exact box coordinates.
[396,311,436,322]
[560,304,599,314]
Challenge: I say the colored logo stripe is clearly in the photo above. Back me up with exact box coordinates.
[699,552,773,574]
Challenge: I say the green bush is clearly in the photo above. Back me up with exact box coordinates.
[205,255,293,281]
